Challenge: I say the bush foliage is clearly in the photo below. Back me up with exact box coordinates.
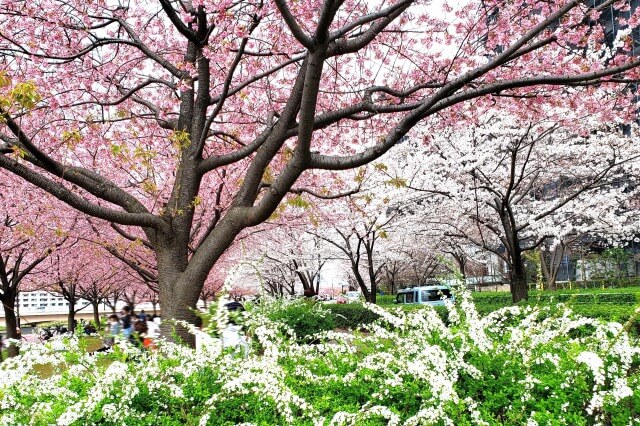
[324,303,381,329]
[0,295,639,425]
[258,298,336,342]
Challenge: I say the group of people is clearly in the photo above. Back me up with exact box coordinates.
[100,302,249,353]
[104,306,159,350]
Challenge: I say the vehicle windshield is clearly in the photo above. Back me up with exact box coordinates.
[422,289,452,301]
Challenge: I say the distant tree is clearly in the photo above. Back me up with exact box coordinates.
[406,117,640,302]
[0,183,71,356]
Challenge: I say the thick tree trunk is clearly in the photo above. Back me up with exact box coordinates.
[500,208,529,303]
[159,290,198,347]
[314,273,320,296]
[157,245,201,346]
[295,267,313,296]
[3,295,19,358]
[511,251,529,303]
[355,277,370,301]
[453,254,467,280]
[350,262,371,302]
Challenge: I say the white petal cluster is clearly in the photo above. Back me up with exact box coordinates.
[0,294,638,425]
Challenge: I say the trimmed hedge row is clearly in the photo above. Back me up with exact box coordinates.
[472,292,638,305]
[376,295,397,305]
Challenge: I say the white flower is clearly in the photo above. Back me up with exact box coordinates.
[576,351,605,387]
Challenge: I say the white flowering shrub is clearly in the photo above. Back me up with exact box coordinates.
[0,296,639,425]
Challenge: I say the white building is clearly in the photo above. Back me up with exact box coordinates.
[16,291,79,314]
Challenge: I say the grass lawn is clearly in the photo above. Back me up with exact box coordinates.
[32,336,106,378]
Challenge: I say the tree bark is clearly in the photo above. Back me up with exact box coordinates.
[350,261,371,302]
[511,250,528,303]
[540,241,568,291]
[157,245,201,346]
[92,301,100,328]
[3,292,19,358]
[367,255,378,304]
[68,299,76,333]
[452,253,467,280]
[158,292,198,347]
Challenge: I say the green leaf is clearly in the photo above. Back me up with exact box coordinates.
[10,81,41,109]
[385,177,407,188]
[287,195,310,209]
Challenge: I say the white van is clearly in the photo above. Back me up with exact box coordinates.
[344,291,361,303]
[395,285,454,306]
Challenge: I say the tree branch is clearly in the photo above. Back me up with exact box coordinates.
[0,156,167,230]
[274,0,314,48]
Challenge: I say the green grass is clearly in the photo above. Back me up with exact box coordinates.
[32,336,106,378]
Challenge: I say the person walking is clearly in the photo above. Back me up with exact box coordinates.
[104,314,121,348]
[120,306,134,339]
[92,314,121,354]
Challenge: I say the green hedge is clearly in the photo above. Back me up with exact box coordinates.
[325,304,380,329]
[471,291,638,306]
[471,293,512,315]
[344,290,639,333]
[468,291,640,336]
[376,295,396,306]
[529,293,637,304]
[472,293,512,304]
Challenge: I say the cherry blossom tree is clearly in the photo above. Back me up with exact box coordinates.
[2,1,640,338]
[0,180,74,356]
[247,228,329,296]
[24,235,130,332]
[198,278,221,309]
[75,277,112,328]
[538,234,584,290]
[102,283,126,315]
[316,199,452,300]
[41,249,97,332]
[309,183,407,302]
[68,259,130,328]
[403,116,640,302]
[259,259,299,297]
